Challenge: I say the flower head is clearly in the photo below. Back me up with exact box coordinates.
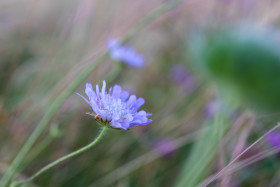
[107,38,145,68]
[77,80,152,130]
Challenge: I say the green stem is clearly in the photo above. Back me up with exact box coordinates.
[0,0,183,186]
[175,111,230,187]
[106,63,123,83]
[123,0,182,43]
[0,53,109,187]
[12,127,107,187]
[21,134,54,170]
[18,124,62,173]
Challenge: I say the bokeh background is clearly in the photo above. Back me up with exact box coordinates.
[1,0,280,186]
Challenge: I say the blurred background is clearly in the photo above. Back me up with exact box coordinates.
[1,0,280,186]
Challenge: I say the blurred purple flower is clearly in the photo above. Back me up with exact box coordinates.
[170,64,196,90]
[154,138,177,157]
[107,38,145,68]
[266,132,280,151]
[77,80,152,130]
[204,99,222,119]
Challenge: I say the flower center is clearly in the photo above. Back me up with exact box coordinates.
[97,93,130,122]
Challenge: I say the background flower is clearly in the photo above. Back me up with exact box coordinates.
[107,38,145,68]
[266,132,280,151]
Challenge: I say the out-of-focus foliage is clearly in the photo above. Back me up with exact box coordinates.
[192,27,280,112]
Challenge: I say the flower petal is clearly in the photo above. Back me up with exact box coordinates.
[101,80,106,95]
[96,84,100,95]
[76,93,89,104]
[132,98,145,111]
[112,85,122,98]
[127,95,136,107]
[130,119,152,127]
[85,83,96,100]
[120,91,129,101]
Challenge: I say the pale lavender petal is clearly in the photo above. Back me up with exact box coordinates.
[120,91,129,101]
[123,113,133,122]
[76,93,89,104]
[111,121,122,129]
[89,99,100,114]
[112,85,122,98]
[132,98,145,111]
[101,80,106,95]
[131,110,148,124]
[100,110,108,122]
[85,83,96,100]
[96,84,100,95]
[120,122,130,130]
[127,95,136,107]
[130,119,152,127]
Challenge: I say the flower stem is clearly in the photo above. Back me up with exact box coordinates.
[175,111,231,187]
[0,52,109,187]
[12,127,107,187]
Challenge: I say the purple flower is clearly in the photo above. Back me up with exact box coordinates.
[107,38,145,68]
[204,99,222,119]
[266,132,280,151]
[154,138,176,157]
[170,64,196,90]
[77,80,152,130]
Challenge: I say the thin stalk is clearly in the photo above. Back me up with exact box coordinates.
[21,134,54,170]
[175,111,230,187]
[18,124,62,173]
[106,63,123,83]
[0,52,109,187]
[199,148,279,187]
[203,123,280,186]
[89,129,200,187]
[12,127,107,187]
[0,0,184,186]
[123,0,183,43]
